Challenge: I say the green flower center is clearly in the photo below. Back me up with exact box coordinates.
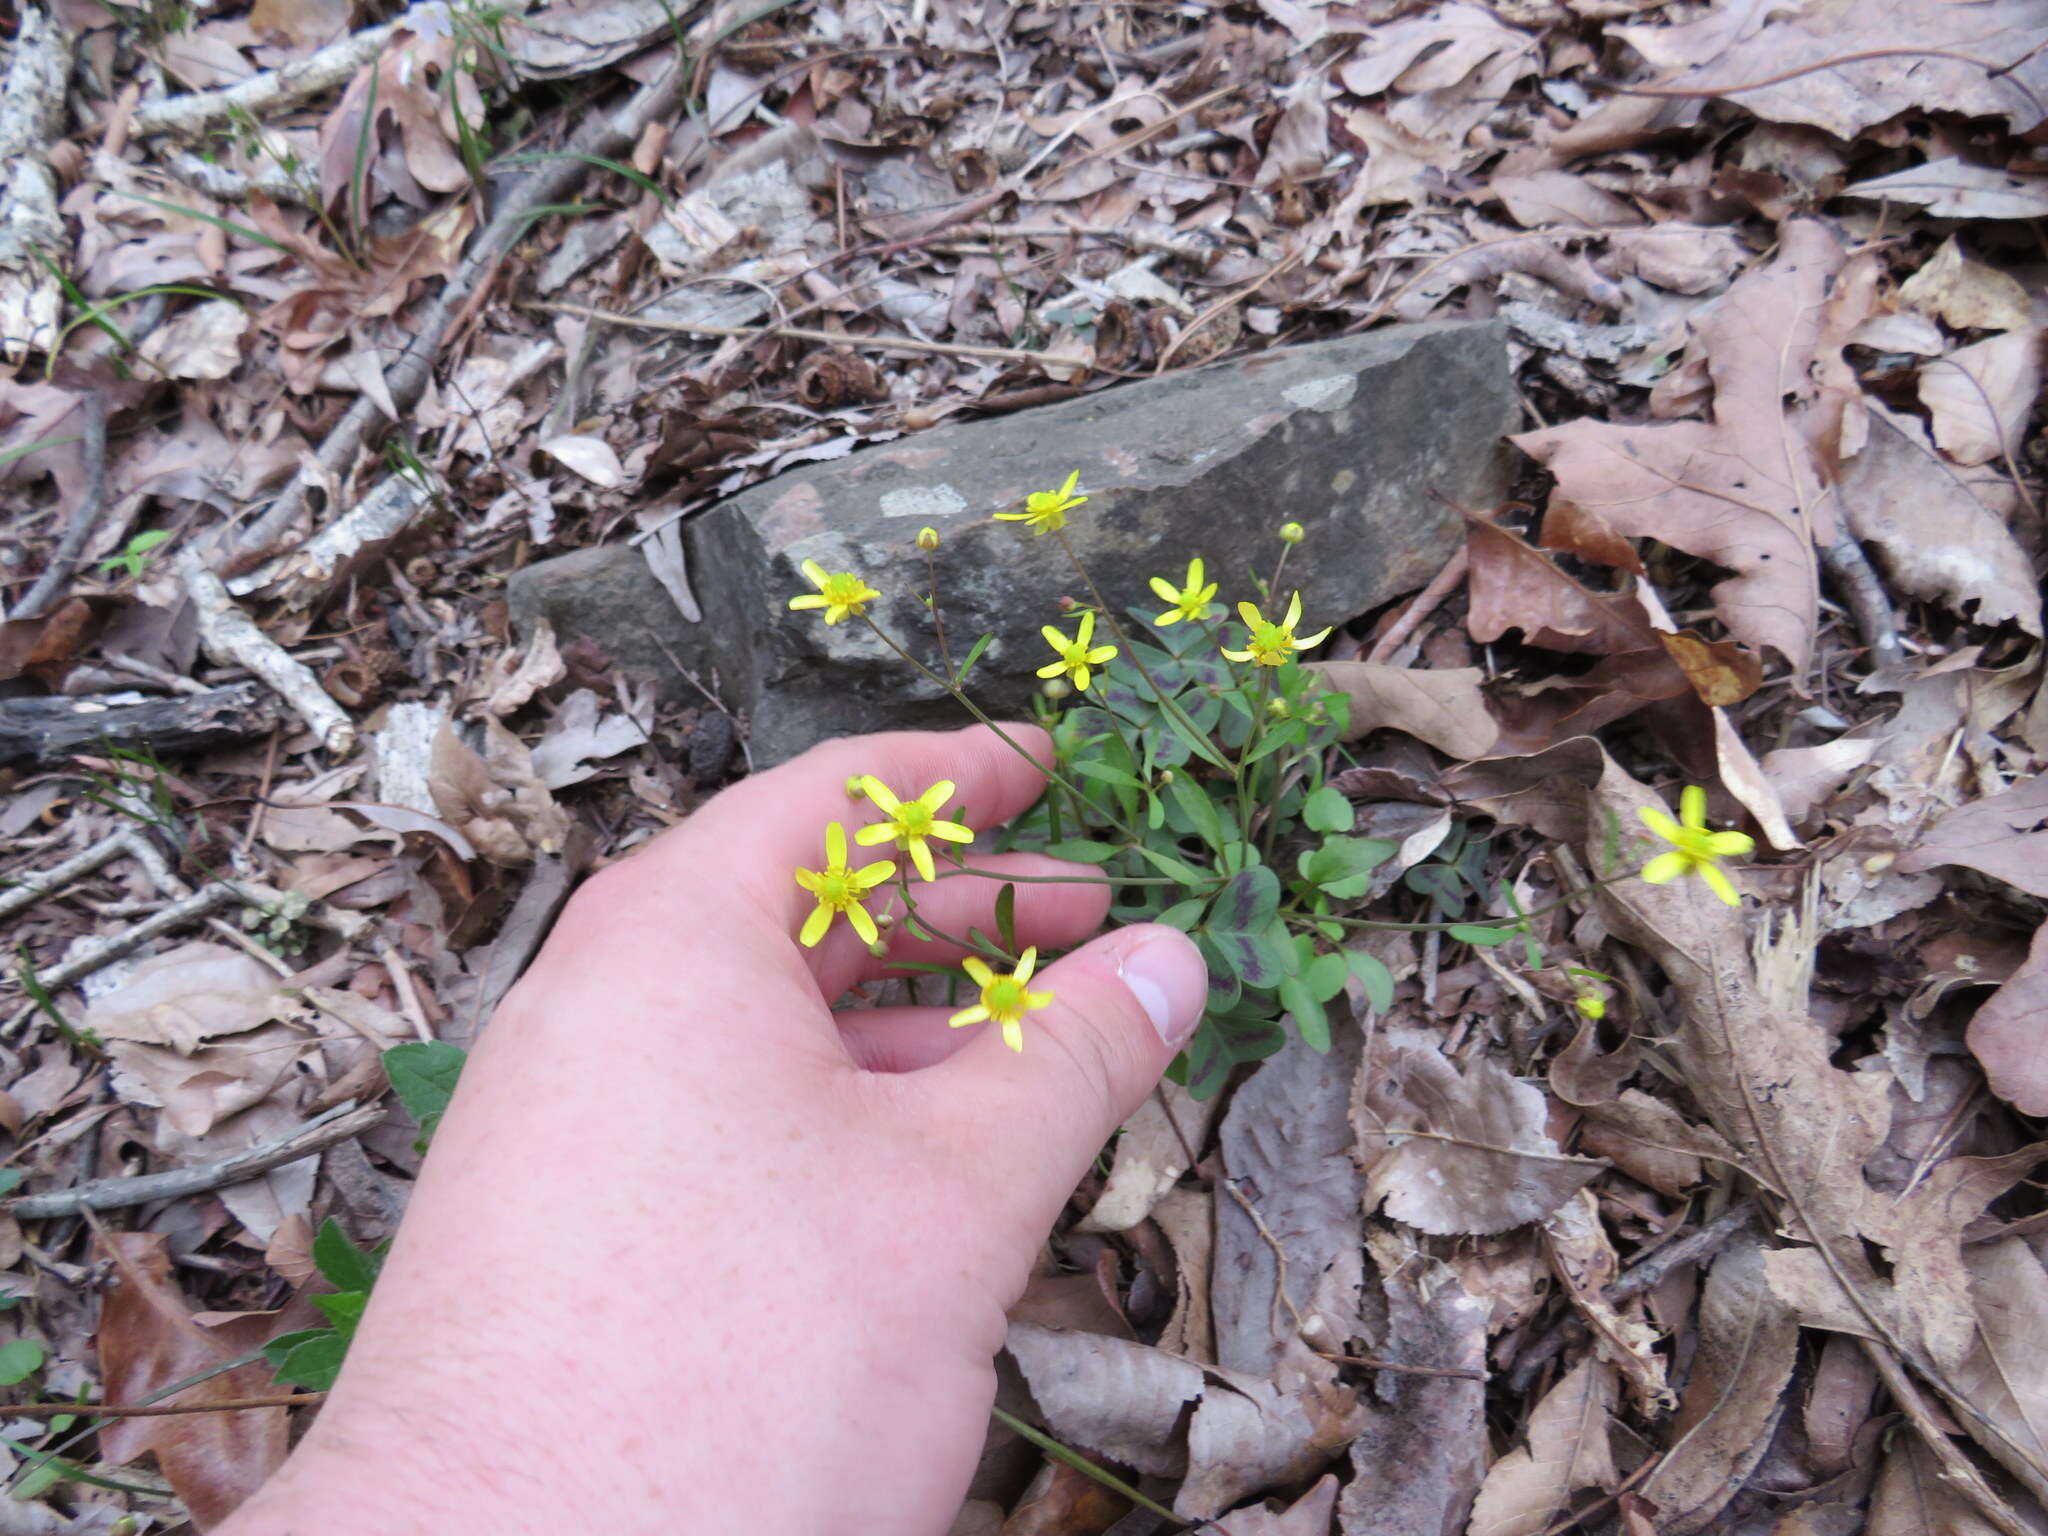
[1667,828,1718,862]
[984,977,1028,1020]
[821,575,869,608]
[898,803,935,837]
[816,871,858,908]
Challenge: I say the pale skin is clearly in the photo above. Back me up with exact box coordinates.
[217,723,1210,1534]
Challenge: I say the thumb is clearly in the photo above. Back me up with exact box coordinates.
[928,923,1209,1205]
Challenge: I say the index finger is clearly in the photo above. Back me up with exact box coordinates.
[617,722,1056,940]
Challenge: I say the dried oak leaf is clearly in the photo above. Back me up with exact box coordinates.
[1899,237,2035,333]
[428,715,570,865]
[1960,919,2048,1117]
[82,943,287,1054]
[1467,1359,1620,1536]
[1513,219,1848,673]
[1897,774,2048,898]
[1919,328,2046,469]
[96,1231,287,1528]
[1355,1025,1603,1236]
[1311,661,1497,758]
[1076,1080,1216,1235]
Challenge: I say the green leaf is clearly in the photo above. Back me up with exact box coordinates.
[1305,951,1349,1003]
[1278,977,1329,1052]
[1448,924,1517,947]
[1165,776,1227,852]
[1129,843,1207,886]
[1042,839,1120,865]
[0,1170,22,1199]
[1073,759,1146,792]
[1346,950,1394,1012]
[270,1331,349,1392]
[955,632,996,685]
[313,1292,368,1341]
[384,1041,466,1125]
[311,1219,380,1293]
[1158,700,1232,771]
[1405,862,1466,918]
[0,1338,42,1386]
[1298,836,1397,900]
[1210,866,1280,936]
[1303,784,1352,834]
[1177,1007,1288,1100]
[994,884,1017,955]
[1158,898,1206,932]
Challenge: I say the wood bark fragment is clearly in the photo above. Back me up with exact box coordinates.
[0,680,280,764]
[226,472,437,605]
[179,554,355,754]
[0,4,71,368]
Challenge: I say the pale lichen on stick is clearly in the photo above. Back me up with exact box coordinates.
[178,554,356,754]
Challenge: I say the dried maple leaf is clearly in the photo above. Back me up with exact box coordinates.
[1514,219,1850,675]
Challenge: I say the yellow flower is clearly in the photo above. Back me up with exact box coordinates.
[1278,521,1305,544]
[788,559,880,625]
[1220,592,1331,666]
[1575,993,1606,1020]
[1037,610,1118,692]
[950,947,1055,1052]
[855,776,974,882]
[793,822,895,947]
[995,469,1087,536]
[1638,786,1754,906]
[1149,558,1218,626]
[916,526,941,551]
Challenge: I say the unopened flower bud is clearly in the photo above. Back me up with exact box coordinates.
[916,526,941,551]
[867,938,890,958]
[1058,593,1077,611]
[845,775,866,800]
[1267,697,1290,717]
[1278,521,1305,544]
[1575,993,1606,1021]
[1042,677,1072,700]
[874,911,895,930]
[1157,769,1175,785]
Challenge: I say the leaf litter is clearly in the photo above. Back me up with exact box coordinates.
[1,0,2047,1528]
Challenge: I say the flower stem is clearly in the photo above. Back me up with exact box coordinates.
[921,549,956,681]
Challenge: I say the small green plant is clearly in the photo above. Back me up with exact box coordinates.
[263,1220,385,1392]
[384,1040,467,1146]
[779,474,1758,1099]
[97,529,172,580]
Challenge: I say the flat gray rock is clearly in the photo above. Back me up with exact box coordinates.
[511,319,1517,764]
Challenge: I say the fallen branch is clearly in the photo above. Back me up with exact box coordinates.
[1818,529,1904,673]
[179,554,355,754]
[0,1392,325,1417]
[226,54,687,570]
[0,679,280,764]
[226,471,437,604]
[130,2,437,139]
[0,4,72,368]
[7,1101,382,1218]
[536,300,1091,366]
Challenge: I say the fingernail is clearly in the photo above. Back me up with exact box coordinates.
[1118,929,1206,1050]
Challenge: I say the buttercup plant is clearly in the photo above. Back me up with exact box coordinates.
[784,472,1758,1090]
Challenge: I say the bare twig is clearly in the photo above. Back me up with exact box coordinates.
[1366,546,1470,665]
[1588,46,2045,122]
[226,55,687,570]
[130,2,440,138]
[1309,1350,1488,1382]
[226,472,438,603]
[1606,1199,1756,1303]
[0,1392,325,1417]
[180,553,356,754]
[0,832,134,924]
[103,651,210,696]
[12,392,107,621]
[7,1101,382,1218]
[1818,530,1904,672]
[533,301,1089,366]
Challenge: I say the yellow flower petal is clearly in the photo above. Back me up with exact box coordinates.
[950,1005,991,1027]
[1705,831,1755,857]
[853,824,895,847]
[962,957,995,987]
[788,593,827,611]
[854,861,897,889]
[1149,576,1178,603]
[1283,591,1303,629]
[927,820,975,844]
[800,559,828,587]
[1700,862,1741,906]
[1015,947,1038,982]
[1237,601,1263,627]
[794,868,823,893]
[1638,806,1682,842]
[1002,1019,1024,1052]
[1036,660,1068,678]
[919,781,957,812]
[800,905,833,947]
[1221,644,1252,662]
[825,822,846,865]
[1640,851,1689,885]
[848,902,880,944]
[909,841,937,882]
[1680,784,1708,829]
[860,776,903,816]
[1295,626,1331,649]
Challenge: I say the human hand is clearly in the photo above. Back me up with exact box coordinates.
[218,723,1208,1534]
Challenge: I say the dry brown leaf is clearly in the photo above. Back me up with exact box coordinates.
[1356,1026,1603,1236]
[483,617,566,717]
[134,300,249,380]
[1760,737,1878,825]
[1490,170,1641,230]
[1841,405,2042,636]
[1949,1236,2048,1487]
[108,1022,316,1139]
[529,686,653,790]
[97,1231,287,1527]
[429,715,571,865]
[1336,3,1539,158]
[1077,1081,1215,1234]
[1866,1435,2005,1536]
[1657,632,1760,709]
[1337,1226,1489,1536]
[1465,516,1657,656]
[1513,220,1847,672]
[1898,775,2048,898]
[1616,7,2048,140]
[1803,1334,1879,1480]
[1216,1030,1366,1381]
[1899,237,2036,334]
[1213,1473,1338,1536]
[1964,919,2048,1118]
[1843,157,2048,221]
[540,432,627,489]
[1638,1234,1798,1535]
[1313,661,1498,758]
[1467,1359,1620,1536]
[82,943,288,1054]
[1920,329,2045,468]
[1153,1185,1216,1365]
[1543,1190,1672,1416]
